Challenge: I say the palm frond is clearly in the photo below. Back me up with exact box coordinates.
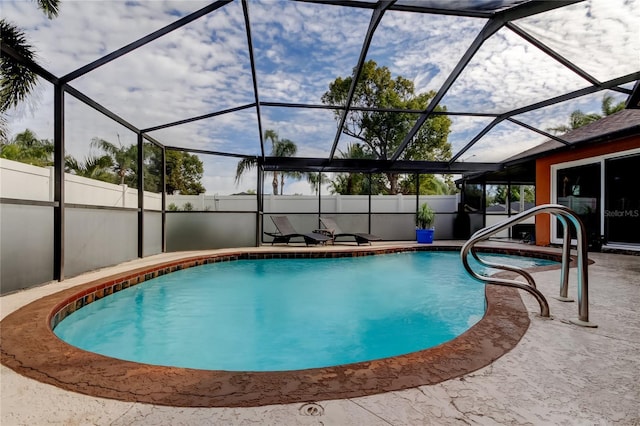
[273,139,297,157]
[264,129,278,148]
[0,19,39,113]
[84,155,113,174]
[601,94,625,116]
[235,157,257,184]
[90,137,118,155]
[34,0,60,19]
[65,155,79,173]
[0,114,8,143]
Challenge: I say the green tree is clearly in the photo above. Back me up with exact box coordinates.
[90,137,135,185]
[0,21,38,116]
[165,150,205,195]
[492,185,535,205]
[69,139,161,191]
[601,94,626,116]
[548,94,626,134]
[547,110,601,134]
[128,143,162,192]
[235,129,300,195]
[0,128,53,166]
[1,0,60,141]
[322,60,452,194]
[329,173,388,195]
[65,154,114,181]
[399,174,456,195]
[327,143,385,195]
[306,172,330,195]
[88,138,204,193]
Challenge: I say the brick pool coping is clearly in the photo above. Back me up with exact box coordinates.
[0,246,565,407]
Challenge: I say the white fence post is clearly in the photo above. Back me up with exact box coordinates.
[121,184,128,208]
[49,166,55,202]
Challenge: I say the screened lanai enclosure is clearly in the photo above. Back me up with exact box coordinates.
[1,0,639,293]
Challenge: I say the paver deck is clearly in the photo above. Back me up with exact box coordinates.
[1,241,639,425]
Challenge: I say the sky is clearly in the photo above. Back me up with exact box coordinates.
[3,0,639,195]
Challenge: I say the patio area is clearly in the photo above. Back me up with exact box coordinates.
[1,241,638,425]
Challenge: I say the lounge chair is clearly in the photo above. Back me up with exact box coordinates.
[265,216,332,246]
[319,217,382,245]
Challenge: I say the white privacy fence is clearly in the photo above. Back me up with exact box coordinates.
[167,193,458,213]
[2,159,459,214]
[1,159,162,209]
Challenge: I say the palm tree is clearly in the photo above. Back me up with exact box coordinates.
[234,156,258,187]
[306,172,330,195]
[399,174,454,195]
[0,20,39,114]
[328,143,376,195]
[269,131,298,195]
[1,0,60,140]
[601,94,625,116]
[1,2,60,109]
[90,136,135,185]
[548,94,626,134]
[235,129,299,195]
[0,128,53,166]
[0,116,7,144]
[65,154,114,181]
[547,110,601,134]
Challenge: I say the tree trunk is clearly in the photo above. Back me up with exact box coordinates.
[388,172,399,195]
[280,174,285,195]
[346,174,354,195]
[272,172,279,195]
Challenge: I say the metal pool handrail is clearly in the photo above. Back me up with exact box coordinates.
[461,204,597,328]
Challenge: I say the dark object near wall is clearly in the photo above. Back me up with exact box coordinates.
[513,223,535,244]
[453,204,471,239]
[588,234,606,252]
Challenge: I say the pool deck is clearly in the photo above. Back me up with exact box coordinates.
[2,241,639,425]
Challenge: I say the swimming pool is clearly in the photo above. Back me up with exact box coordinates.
[54,251,555,372]
[1,245,562,407]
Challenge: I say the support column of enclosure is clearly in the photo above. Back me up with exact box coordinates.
[256,160,263,247]
[53,84,65,281]
[137,132,144,258]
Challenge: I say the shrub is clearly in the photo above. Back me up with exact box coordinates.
[416,202,435,229]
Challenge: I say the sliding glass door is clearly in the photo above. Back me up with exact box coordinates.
[605,154,640,245]
[555,163,601,241]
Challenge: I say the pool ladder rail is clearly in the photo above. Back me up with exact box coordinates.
[461,204,597,328]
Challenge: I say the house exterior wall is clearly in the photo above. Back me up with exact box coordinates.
[535,136,640,246]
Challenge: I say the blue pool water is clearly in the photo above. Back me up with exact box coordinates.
[54,251,556,371]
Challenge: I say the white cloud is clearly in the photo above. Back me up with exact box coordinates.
[3,0,638,193]
[441,28,591,114]
[517,0,640,82]
[463,121,548,162]
[372,10,486,94]
[448,116,496,152]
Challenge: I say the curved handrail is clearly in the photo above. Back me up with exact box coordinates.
[461,204,596,327]
[469,247,537,288]
[463,248,550,317]
[556,214,573,301]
